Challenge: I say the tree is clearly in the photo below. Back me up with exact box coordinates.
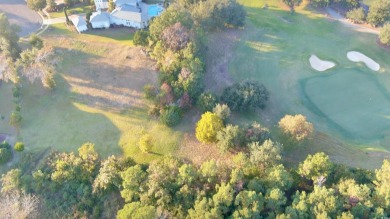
[29,34,44,49]
[0,13,20,59]
[18,47,58,89]
[265,188,287,214]
[162,22,190,52]
[233,190,264,218]
[244,122,271,145]
[367,0,390,27]
[160,105,182,127]
[249,140,282,170]
[309,0,330,7]
[93,155,127,193]
[337,178,372,214]
[282,0,302,13]
[27,0,47,11]
[9,110,22,128]
[298,152,333,185]
[213,103,231,122]
[216,124,244,152]
[221,80,269,112]
[108,0,115,12]
[212,183,235,215]
[195,112,224,143]
[346,7,366,24]
[139,134,153,153]
[197,92,217,113]
[46,0,57,12]
[133,30,149,47]
[374,159,390,210]
[120,165,147,202]
[380,23,390,45]
[307,186,342,218]
[0,192,40,219]
[1,169,21,193]
[117,202,156,219]
[265,165,293,191]
[278,114,314,141]
[14,142,24,152]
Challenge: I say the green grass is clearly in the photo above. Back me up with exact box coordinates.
[223,0,390,168]
[302,68,390,140]
[0,83,15,135]
[44,23,134,46]
[49,4,93,19]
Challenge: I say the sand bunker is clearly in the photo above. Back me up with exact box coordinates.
[347,51,380,71]
[309,55,336,71]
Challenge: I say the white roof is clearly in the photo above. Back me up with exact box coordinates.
[71,16,87,28]
[90,11,110,23]
[110,4,148,23]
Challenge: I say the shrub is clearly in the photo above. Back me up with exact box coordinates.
[160,106,182,127]
[12,86,20,98]
[346,8,366,24]
[380,23,390,45]
[148,105,161,117]
[9,110,22,128]
[197,92,217,112]
[221,80,269,112]
[139,135,153,153]
[134,30,149,47]
[196,112,224,143]
[14,142,25,152]
[278,114,314,141]
[216,125,244,152]
[213,104,231,122]
[0,141,12,164]
[143,84,158,100]
[29,34,44,49]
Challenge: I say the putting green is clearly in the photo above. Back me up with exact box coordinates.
[302,68,390,140]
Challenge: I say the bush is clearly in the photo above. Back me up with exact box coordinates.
[197,92,217,112]
[143,84,158,100]
[346,8,366,24]
[278,114,314,141]
[216,125,244,152]
[9,110,22,128]
[12,86,20,98]
[29,34,44,49]
[14,142,25,152]
[213,104,231,122]
[221,80,269,112]
[380,23,390,45]
[139,135,153,153]
[0,141,12,164]
[134,30,149,47]
[195,112,224,143]
[160,106,182,127]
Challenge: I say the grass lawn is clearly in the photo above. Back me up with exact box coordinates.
[2,23,181,164]
[0,83,15,135]
[207,0,390,168]
[48,4,94,18]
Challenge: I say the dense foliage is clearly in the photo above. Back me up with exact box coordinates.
[195,112,224,143]
[221,80,269,112]
[278,114,314,141]
[367,0,390,27]
[0,141,12,164]
[346,7,366,24]
[2,143,389,218]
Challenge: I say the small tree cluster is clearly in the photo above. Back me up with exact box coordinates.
[0,141,12,164]
[346,7,366,24]
[278,114,314,141]
[221,80,269,112]
[133,30,149,47]
[197,92,218,112]
[27,0,47,11]
[367,0,390,27]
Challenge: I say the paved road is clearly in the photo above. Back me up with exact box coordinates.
[0,0,42,37]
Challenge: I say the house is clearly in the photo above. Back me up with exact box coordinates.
[90,11,111,29]
[71,16,88,33]
[110,4,148,28]
[94,0,109,10]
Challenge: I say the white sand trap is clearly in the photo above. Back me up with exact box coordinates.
[309,55,336,71]
[347,51,380,71]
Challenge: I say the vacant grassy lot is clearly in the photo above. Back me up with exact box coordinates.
[48,4,93,18]
[203,0,390,168]
[3,24,181,163]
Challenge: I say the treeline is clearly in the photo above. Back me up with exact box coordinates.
[1,142,389,218]
[134,0,246,126]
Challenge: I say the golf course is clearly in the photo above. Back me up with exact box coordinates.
[218,0,390,167]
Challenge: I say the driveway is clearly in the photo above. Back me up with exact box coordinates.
[0,0,42,37]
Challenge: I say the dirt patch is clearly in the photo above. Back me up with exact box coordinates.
[204,29,242,94]
[47,37,158,111]
[176,134,234,167]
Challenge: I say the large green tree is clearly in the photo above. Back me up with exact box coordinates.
[367,0,390,27]
[27,0,47,11]
[195,112,224,143]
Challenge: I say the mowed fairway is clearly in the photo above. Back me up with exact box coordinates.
[303,69,390,140]
[222,0,390,168]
